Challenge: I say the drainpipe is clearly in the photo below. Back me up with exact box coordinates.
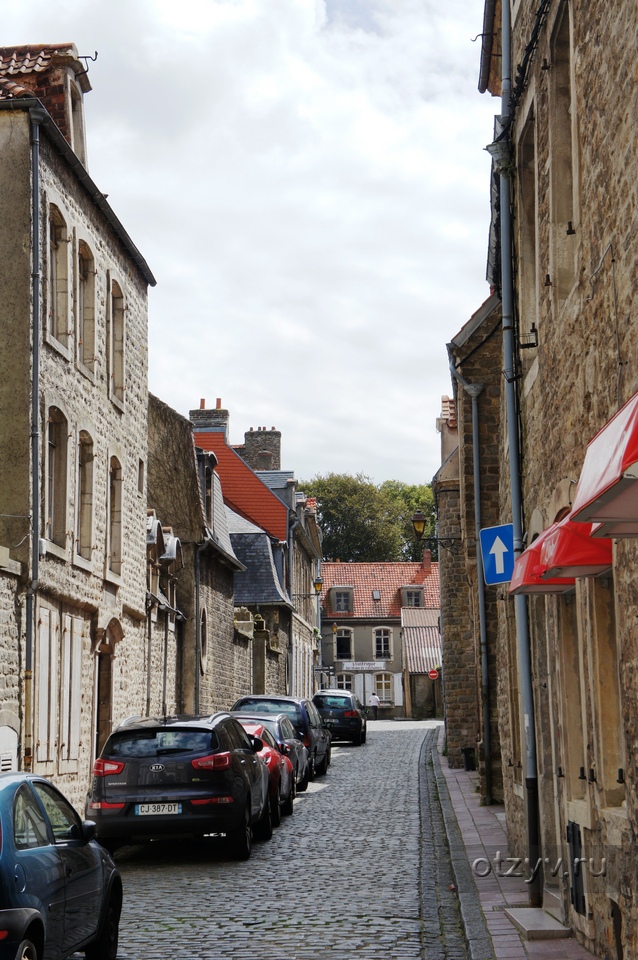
[24,106,47,772]
[195,544,204,714]
[145,597,154,716]
[288,517,300,696]
[499,1,541,905]
[162,606,169,717]
[447,349,492,805]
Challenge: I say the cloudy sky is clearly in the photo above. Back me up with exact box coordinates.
[6,0,497,485]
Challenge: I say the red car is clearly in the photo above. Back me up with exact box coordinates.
[236,721,294,826]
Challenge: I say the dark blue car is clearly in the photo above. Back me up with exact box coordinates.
[0,773,122,960]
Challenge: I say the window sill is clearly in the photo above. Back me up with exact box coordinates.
[72,553,93,573]
[44,329,72,361]
[109,390,125,413]
[77,359,96,384]
[41,539,68,561]
[104,568,122,588]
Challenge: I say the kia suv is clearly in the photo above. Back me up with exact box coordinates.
[87,714,271,860]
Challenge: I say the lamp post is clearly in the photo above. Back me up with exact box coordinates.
[411,509,462,555]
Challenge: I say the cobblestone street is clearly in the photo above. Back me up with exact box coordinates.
[112,720,468,960]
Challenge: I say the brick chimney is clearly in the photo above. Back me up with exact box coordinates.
[242,425,281,471]
[189,398,230,438]
[421,549,432,574]
[0,44,91,165]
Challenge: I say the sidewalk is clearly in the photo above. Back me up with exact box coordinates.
[431,738,594,960]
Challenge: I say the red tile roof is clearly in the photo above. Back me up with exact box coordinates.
[194,430,288,541]
[0,44,91,96]
[321,558,439,620]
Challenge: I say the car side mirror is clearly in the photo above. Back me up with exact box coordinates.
[80,820,97,843]
[250,736,264,753]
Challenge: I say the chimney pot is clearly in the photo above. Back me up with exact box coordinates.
[200,399,205,409]
[216,398,222,409]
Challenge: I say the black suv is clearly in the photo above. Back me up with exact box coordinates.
[230,696,331,779]
[87,714,271,860]
[312,690,367,745]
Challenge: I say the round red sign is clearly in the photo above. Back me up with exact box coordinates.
[428,669,439,680]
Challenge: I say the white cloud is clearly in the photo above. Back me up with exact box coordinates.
[4,0,497,484]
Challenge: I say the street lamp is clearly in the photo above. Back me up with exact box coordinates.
[411,509,462,555]
[292,577,323,599]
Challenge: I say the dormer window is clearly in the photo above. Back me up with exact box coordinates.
[69,81,87,165]
[401,587,424,608]
[332,588,353,613]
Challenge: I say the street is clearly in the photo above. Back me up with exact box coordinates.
[111,721,469,960]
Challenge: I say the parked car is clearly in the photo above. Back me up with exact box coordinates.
[312,690,368,745]
[230,696,331,779]
[86,714,271,860]
[231,712,310,792]
[0,772,122,960]
[235,720,294,823]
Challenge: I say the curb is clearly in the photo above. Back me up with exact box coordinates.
[429,735,495,960]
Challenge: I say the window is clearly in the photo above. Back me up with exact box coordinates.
[48,205,69,346]
[36,605,59,765]
[108,457,122,575]
[375,672,393,703]
[108,278,125,404]
[77,240,95,371]
[334,590,352,612]
[374,628,391,660]
[14,787,49,849]
[591,577,625,807]
[76,431,93,561]
[69,81,87,165]
[405,591,422,608]
[32,781,81,842]
[336,673,353,691]
[59,613,83,764]
[46,406,68,547]
[518,111,538,342]
[335,629,352,661]
[36,603,85,771]
[549,6,577,302]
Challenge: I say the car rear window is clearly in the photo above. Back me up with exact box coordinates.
[314,695,351,709]
[106,729,217,758]
[234,699,302,723]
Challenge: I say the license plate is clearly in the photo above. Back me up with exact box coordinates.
[135,803,182,816]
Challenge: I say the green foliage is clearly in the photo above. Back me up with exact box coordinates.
[300,473,436,562]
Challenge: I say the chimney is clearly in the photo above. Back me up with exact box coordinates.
[421,549,432,573]
[189,398,230,437]
[241,424,281,471]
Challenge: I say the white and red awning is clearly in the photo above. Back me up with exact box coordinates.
[571,391,638,529]
[509,526,576,595]
[539,514,612,578]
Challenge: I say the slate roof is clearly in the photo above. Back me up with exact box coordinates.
[321,558,439,619]
[193,430,289,541]
[226,508,291,607]
[401,608,442,674]
[209,471,239,562]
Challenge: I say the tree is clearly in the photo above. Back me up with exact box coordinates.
[300,473,436,562]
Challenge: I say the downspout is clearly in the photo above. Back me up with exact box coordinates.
[447,349,492,804]
[499,1,541,905]
[288,517,300,696]
[145,598,153,716]
[24,106,47,772]
[195,544,204,713]
[162,606,169,716]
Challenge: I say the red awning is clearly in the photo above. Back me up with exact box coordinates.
[509,526,576,596]
[539,514,612,578]
[571,391,638,525]
[590,519,638,538]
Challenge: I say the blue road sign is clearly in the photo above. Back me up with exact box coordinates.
[479,524,515,585]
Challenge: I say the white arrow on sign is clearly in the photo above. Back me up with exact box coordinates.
[489,536,509,574]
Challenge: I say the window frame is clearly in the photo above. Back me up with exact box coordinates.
[374,627,392,661]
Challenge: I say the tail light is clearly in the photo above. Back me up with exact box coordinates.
[88,801,125,810]
[93,758,125,777]
[344,710,358,718]
[300,733,311,748]
[191,752,232,770]
[191,796,234,805]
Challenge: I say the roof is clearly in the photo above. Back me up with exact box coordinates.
[0,43,91,94]
[194,430,289,541]
[401,607,442,674]
[321,559,439,620]
[227,508,291,607]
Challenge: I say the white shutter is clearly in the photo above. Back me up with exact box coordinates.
[394,672,404,707]
[60,614,72,761]
[69,616,83,760]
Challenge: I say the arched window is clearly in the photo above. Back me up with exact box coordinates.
[109,279,125,404]
[77,240,95,371]
[375,673,392,704]
[48,206,69,346]
[76,431,94,560]
[108,457,122,575]
[46,406,68,546]
[335,629,352,661]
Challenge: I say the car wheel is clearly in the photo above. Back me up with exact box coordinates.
[14,941,38,960]
[271,782,282,828]
[361,727,367,744]
[84,890,121,960]
[315,749,328,777]
[352,731,362,746]
[228,803,252,860]
[307,753,316,781]
[253,792,273,842]
[297,763,309,792]
[282,777,294,816]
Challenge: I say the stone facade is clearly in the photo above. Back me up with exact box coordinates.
[0,46,155,808]
[475,2,638,956]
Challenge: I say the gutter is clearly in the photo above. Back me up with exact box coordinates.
[446,347,492,805]
[478,0,498,93]
[0,98,156,287]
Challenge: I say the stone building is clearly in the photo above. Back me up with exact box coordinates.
[433,294,504,801]
[191,400,322,700]
[460,2,638,955]
[320,554,439,715]
[147,394,245,715]
[0,45,155,805]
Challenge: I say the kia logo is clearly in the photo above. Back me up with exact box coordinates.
[149,763,165,772]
